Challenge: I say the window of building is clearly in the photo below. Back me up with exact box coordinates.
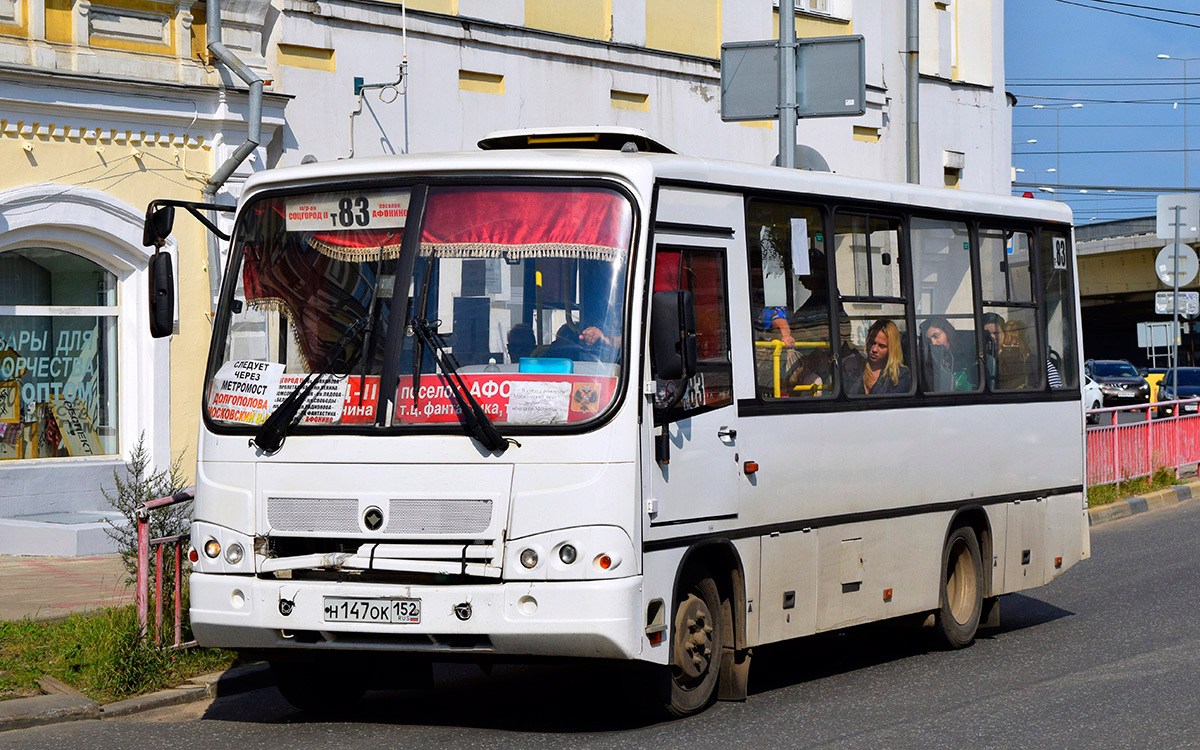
[1040,229,1078,389]
[833,213,913,397]
[0,248,119,461]
[911,217,979,394]
[746,200,832,400]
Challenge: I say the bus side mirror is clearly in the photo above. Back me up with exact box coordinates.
[651,290,697,381]
[143,204,175,248]
[148,251,175,338]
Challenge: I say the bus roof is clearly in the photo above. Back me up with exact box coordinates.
[240,147,1074,226]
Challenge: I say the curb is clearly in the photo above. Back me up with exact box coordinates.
[0,662,272,733]
[1088,480,1197,526]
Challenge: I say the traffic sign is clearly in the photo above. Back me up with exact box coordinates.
[1155,291,1200,316]
[1156,194,1200,240]
[720,35,865,122]
[1156,242,1199,287]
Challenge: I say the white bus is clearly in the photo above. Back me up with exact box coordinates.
[146,128,1089,716]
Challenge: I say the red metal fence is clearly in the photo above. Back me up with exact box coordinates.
[135,488,195,649]
[1086,400,1200,487]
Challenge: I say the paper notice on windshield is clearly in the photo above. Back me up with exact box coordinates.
[209,360,284,425]
[274,375,350,424]
[506,381,571,424]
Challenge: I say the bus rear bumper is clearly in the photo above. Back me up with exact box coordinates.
[189,572,646,661]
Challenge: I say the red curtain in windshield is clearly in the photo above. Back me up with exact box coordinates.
[420,187,632,257]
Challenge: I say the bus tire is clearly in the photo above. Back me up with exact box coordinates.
[270,658,366,712]
[935,525,983,649]
[665,572,724,717]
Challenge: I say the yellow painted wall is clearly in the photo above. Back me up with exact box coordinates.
[0,126,212,478]
[645,0,720,58]
[85,0,177,55]
[525,0,611,40]
[0,0,30,36]
[772,9,852,38]
[278,44,336,71]
[45,0,72,44]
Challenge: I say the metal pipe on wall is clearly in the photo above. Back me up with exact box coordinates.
[906,0,920,184]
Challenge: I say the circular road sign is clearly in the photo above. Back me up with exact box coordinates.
[1156,242,1199,287]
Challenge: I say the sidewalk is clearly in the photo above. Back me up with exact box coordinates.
[0,554,132,622]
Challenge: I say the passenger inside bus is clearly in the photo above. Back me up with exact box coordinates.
[756,251,833,397]
[997,319,1036,390]
[846,318,911,395]
[919,315,978,392]
[506,323,537,363]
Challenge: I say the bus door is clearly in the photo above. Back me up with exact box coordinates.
[648,241,740,523]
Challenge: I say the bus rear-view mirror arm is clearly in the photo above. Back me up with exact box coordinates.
[651,289,698,464]
[142,199,235,338]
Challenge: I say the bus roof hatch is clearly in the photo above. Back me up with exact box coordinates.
[477,126,676,154]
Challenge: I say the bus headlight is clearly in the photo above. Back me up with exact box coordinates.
[520,548,538,569]
[204,539,221,558]
[224,543,244,565]
[558,544,578,564]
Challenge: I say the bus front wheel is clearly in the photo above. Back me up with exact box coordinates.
[665,572,724,717]
[935,525,983,649]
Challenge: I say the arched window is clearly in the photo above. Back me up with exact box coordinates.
[0,248,119,460]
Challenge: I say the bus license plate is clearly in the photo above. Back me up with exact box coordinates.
[323,597,421,624]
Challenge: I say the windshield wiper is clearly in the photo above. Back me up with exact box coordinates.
[252,315,370,454]
[409,316,516,453]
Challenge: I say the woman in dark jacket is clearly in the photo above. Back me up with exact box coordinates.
[847,318,911,395]
[919,315,978,392]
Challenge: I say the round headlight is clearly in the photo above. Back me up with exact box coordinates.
[558,544,577,565]
[520,548,538,569]
[203,539,221,559]
[224,542,244,565]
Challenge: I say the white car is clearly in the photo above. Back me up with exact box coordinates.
[1084,375,1104,424]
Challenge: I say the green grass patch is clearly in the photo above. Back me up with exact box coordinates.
[0,606,235,704]
[1087,466,1182,507]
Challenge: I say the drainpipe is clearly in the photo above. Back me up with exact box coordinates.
[202,0,264,308]
[906,0,920,184]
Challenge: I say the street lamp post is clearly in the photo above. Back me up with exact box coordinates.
[1157,54,1198,190]
[1031,103,1083,183]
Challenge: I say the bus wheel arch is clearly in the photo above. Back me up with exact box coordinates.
[668,539,751,710]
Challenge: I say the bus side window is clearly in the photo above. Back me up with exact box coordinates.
[745,200,832,400]
[833,213,914,397]
[911,217,980,394]
[981,228,1041,391]
[1039,229,1078,389]
[652,246,733,420]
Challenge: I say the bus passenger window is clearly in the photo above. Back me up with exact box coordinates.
[652,247,732,420]
[981,228,1042,391]
[911,217,979,393]
[745,201,831,400]
[1040,229,1078,389]
[833,213,913,398]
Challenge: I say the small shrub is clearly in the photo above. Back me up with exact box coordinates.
[103,432,190,582]
[1087,465,1181,507]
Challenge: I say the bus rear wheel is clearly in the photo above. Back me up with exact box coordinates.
[935,525,983,649]
[665,573,724,717]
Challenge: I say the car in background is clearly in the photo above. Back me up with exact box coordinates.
[1083,375,1104,424]
[1154,367,1200,418]
[1084,359,1150,406]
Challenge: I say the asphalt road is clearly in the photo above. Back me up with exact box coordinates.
[6,503,1200,749]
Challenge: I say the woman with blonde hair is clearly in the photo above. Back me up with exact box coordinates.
[849,318,911,395]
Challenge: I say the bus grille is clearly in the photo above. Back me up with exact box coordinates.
[386,499,492,534]
[268,497,360,533]
[266,497,494,535]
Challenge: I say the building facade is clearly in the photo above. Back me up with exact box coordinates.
[0,0,1006,554]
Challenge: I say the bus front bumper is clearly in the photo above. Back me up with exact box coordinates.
[189,572,647,661]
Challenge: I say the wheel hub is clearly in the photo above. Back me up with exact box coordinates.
[673,593,714,682]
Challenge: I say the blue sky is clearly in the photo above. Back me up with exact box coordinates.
[1005,0,1200,223]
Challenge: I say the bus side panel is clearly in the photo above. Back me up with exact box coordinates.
[641,547,687,665]
[984,503,1009,597]
[1002,498,1047,593]
[757,530,816,644]
[1044,491,1087,583]
[814,517,943,633]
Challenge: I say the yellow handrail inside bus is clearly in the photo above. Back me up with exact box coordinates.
[753,340,831,398]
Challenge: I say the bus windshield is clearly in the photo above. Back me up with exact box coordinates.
[207,183,634,431]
